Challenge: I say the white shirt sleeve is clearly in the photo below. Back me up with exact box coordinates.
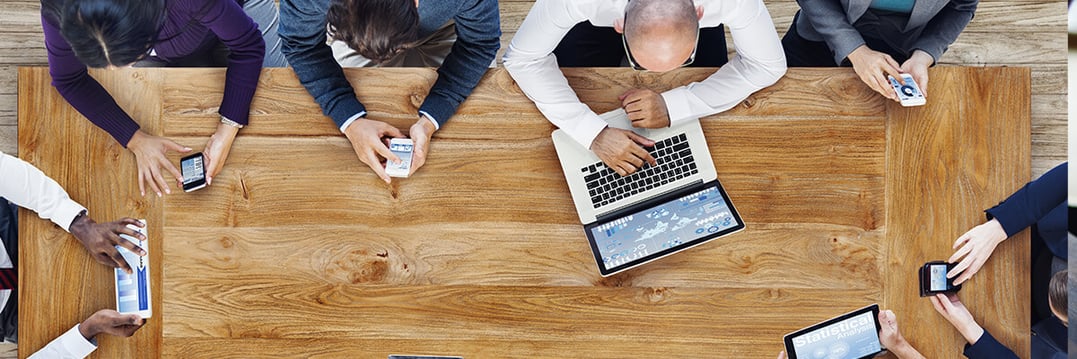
[503,0,609,149]
[0,151,87,232]
[504,0,787,147]
[28,325,98,359]
[661,0,787,126]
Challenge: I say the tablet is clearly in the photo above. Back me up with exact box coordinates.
[783,304,882,359]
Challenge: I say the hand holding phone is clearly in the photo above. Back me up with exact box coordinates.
[920,261,962,297]
[385,139,414,178]
[888,74,926,107]
[180,153,207,192]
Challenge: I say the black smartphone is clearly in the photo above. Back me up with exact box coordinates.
[180,153,207,192]
[919,261,961,297]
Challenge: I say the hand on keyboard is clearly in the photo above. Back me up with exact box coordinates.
[590,127,657,176]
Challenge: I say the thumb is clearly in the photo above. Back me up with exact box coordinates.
[383,124,405,138]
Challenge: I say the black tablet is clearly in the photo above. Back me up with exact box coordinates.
[783,304,883,359]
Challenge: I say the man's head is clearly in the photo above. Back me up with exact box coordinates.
[1049,269,1068,326]
[615,0,703,72]
[327,0,421,64]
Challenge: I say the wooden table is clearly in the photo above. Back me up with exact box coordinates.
[18,67,1030,358]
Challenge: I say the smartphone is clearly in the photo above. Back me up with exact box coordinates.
[180,153,207,192]
[385,138,414,178]
[919,261,961,297]
[888,74,926,107]
[115,220,151,318]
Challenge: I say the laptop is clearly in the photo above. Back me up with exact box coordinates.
[552,109,744,276]
[782,304,884,359]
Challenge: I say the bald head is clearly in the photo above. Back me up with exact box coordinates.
[623,0,698,72]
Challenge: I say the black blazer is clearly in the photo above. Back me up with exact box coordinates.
[985,162,1067,260]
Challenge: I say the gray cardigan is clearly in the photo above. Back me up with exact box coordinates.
[794,0,978,64]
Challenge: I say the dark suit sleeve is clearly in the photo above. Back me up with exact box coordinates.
[417,0,501,126]
[963,330,1019,359]
[794,0,866,64]
[279,0,366,129]
[910,0,978,62]
[985,162,1067,238]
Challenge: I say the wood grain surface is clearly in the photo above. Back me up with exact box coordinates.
[18,66,1030,358]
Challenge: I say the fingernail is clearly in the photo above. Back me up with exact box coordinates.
[156,192,162,197]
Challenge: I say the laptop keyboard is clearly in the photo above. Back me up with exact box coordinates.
[581,133,699,209]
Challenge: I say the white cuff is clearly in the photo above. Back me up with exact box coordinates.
[48,325,97,358]
[661,87,696,126]
[54,201,87,233]
[418,111,440,131]
[338,111,368,133]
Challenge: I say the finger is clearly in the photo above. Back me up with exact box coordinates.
[952,232,971,250]
[611,162,627,176]
[947,241,973,264]
[165,139,192,153]
[119,218,145,230]
[145,167,163,197]
[626,136,657,166]
[138,170,146,197]
[777,351,787,359]
[619,160,638,175]
[947,256,973,279]
[936,293,956,311]
[625,153,644,168]
[871,73,894,100]
[619,88,639,102]
[626,132,656,147]
[929,294,947,316]
[884,57,903,78]
[370,140,401,164]
[111,231,146,256]
[364,153,391,184]
[107,248,133,274]
[160,159,183,187]
[621,92,645,107]
[954,258,987,285]
[150,165,170,196]
[625,102,644,115]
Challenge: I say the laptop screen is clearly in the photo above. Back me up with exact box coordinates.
[584,181,743,276]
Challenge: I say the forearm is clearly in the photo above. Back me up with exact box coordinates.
[985,162,1067,237]
[794,0,867,64]
[209,0,266,125]
[910,0,978,63]
[887,341,926,359]
[420,0,501,126]
[279,0,365,127]
[0,152,87,231]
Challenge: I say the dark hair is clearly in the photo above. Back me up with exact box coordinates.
[42,0,166,68]
[327,0,420,64]
[1048,269,1067,319]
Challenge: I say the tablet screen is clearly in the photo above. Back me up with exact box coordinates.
[785,305,881,359]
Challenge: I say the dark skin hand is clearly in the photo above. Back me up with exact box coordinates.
[78,309,145,340]
[69,216,146,274]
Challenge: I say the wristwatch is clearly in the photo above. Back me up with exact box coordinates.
[220,116,244,129]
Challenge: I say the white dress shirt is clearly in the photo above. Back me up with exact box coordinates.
[28,325,97,359]
[503,0,787,149]
[0,152,96,358]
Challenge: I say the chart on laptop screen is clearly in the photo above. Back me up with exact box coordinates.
[590,185,738,268]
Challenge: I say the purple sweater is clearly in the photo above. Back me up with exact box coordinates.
[42,0,265,146]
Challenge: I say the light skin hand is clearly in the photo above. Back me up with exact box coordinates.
[343,117,405,183]
[78,309,145,341]
[69,216,147,274]
[127,130,191,197]
[407,117,436,176]
[777,351,787,359]
[947,218,1008,285]
[877,310,926,359]
[590,127,657,176]
[930,293,985,345]
[619,88,670,129]
[203,122,240,186]
[900,50,933,98]
[847,45,904,101]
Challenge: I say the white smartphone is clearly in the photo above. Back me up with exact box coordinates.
[386,138,414,178]
[888,74,926,107]
[115,219,151,318]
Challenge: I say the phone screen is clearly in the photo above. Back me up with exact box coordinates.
[929,264,948,291]
[181,155,205,185]
[387,141,414,173]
